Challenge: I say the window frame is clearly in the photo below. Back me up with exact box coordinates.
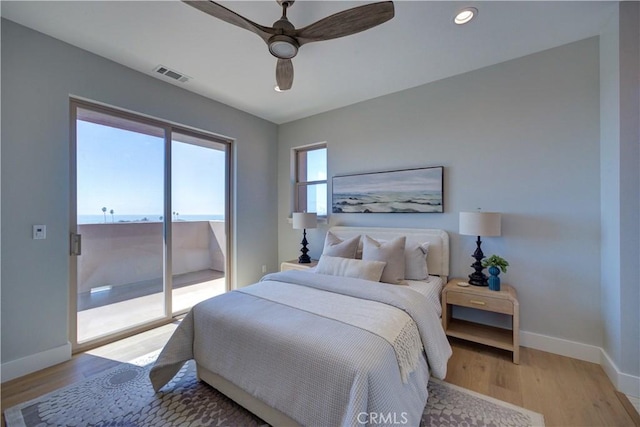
[292,142,327,217]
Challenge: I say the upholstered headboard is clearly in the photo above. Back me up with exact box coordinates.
[328,226,450,280]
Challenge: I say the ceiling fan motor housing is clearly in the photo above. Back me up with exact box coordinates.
[268,34,299,59]
[269,5,298,60]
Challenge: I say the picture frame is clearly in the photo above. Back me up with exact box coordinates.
[332,166,444,213]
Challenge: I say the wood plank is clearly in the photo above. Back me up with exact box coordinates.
[616,391,640,426]
[445,338,634,426]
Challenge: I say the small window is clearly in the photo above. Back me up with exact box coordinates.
[294,144,327,216]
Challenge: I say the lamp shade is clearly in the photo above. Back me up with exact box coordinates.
[459,212,501,237]
[292,212,317,230]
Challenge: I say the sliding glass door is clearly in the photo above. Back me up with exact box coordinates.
[70,100,231,350]
[171,133,228,313]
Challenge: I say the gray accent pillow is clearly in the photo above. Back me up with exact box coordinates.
[405,242,430,280]
[362,235,406,284]
[322,231,360,258]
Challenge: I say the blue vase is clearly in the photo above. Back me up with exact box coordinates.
[488,266,501,291]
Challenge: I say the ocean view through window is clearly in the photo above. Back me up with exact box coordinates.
[77,214,226,224]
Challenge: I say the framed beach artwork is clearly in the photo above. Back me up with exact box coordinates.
[332,166,444,213]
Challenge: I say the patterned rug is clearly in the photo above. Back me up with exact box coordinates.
[5,354,544,427]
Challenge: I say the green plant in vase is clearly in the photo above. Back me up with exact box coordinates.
[482,255,509,291]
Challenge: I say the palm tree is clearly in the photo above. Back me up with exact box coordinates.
[102,207,107,223]
[110,209,114,223]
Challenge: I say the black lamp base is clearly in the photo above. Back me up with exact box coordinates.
[468,272,488,286]
[468,236,488,286]
[298,229,311,264]
[298,254,311,264]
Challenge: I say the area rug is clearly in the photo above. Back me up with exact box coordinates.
[5,354,544,427]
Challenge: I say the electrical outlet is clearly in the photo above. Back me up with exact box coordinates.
[262,265,267,273]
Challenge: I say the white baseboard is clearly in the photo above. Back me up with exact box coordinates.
[601,349,640,398]
[1,342,72,383]
[520,330,601,363]
[521,330,640,397]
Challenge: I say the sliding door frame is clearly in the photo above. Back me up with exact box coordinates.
[69,97,233,353]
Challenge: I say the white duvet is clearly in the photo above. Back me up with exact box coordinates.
[150,270,452,426]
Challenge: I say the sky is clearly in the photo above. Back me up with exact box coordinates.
[76,120,226,219]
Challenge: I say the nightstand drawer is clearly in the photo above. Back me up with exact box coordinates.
[446,291,514,314]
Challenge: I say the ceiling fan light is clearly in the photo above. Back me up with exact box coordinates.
[454,7,477,25]
[268,35,298,59]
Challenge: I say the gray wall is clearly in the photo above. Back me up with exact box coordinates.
[616,1,639,379]
[600,2,640,378]
[278,38,603,346]
[1,20,279,364]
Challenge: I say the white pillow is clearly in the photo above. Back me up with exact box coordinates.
[362,235,406,285]
[315,255,386,282]
[322,231,360,258]
[405,242,430,280]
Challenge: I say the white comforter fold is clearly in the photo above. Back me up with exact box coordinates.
[150,271,452,427]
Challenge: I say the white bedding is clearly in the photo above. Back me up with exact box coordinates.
[310,267,444,316]
[406,275,444,317]
[150,271,452,427]
[241,279,424,382]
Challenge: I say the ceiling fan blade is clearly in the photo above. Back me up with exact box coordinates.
[276,59,294,91]
[294,1,394,46]
[182,1,274,43]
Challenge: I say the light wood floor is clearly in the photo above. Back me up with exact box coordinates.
[446,338,639,426]
[2,326,638,427]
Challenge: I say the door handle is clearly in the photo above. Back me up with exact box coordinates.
[70,233,82,256]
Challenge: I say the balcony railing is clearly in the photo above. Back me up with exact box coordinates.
[77,220,226,295]
[75,220,227,343]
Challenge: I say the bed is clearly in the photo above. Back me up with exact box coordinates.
[150,226,452,426]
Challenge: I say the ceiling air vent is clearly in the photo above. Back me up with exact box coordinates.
[154,65,190,83]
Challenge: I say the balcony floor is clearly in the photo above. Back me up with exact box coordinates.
[78,269,225,311]
[77,269,226,343]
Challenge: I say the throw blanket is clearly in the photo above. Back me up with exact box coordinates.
[150,271,452,426]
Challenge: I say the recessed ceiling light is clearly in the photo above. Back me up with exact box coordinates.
[454,7,477,25]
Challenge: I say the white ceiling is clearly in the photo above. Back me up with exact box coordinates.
[1,1,616,124]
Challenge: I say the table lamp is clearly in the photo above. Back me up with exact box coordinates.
[292,212,317,263]
[459,211,501,286]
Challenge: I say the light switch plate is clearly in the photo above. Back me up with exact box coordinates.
[33,225,46,239]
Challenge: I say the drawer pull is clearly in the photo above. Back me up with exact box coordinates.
[470,299,486,306]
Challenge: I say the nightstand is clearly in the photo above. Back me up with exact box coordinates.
[442,278,520,364]
[280,259,318,272]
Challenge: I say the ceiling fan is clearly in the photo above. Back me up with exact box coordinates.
[183,0,395,91]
